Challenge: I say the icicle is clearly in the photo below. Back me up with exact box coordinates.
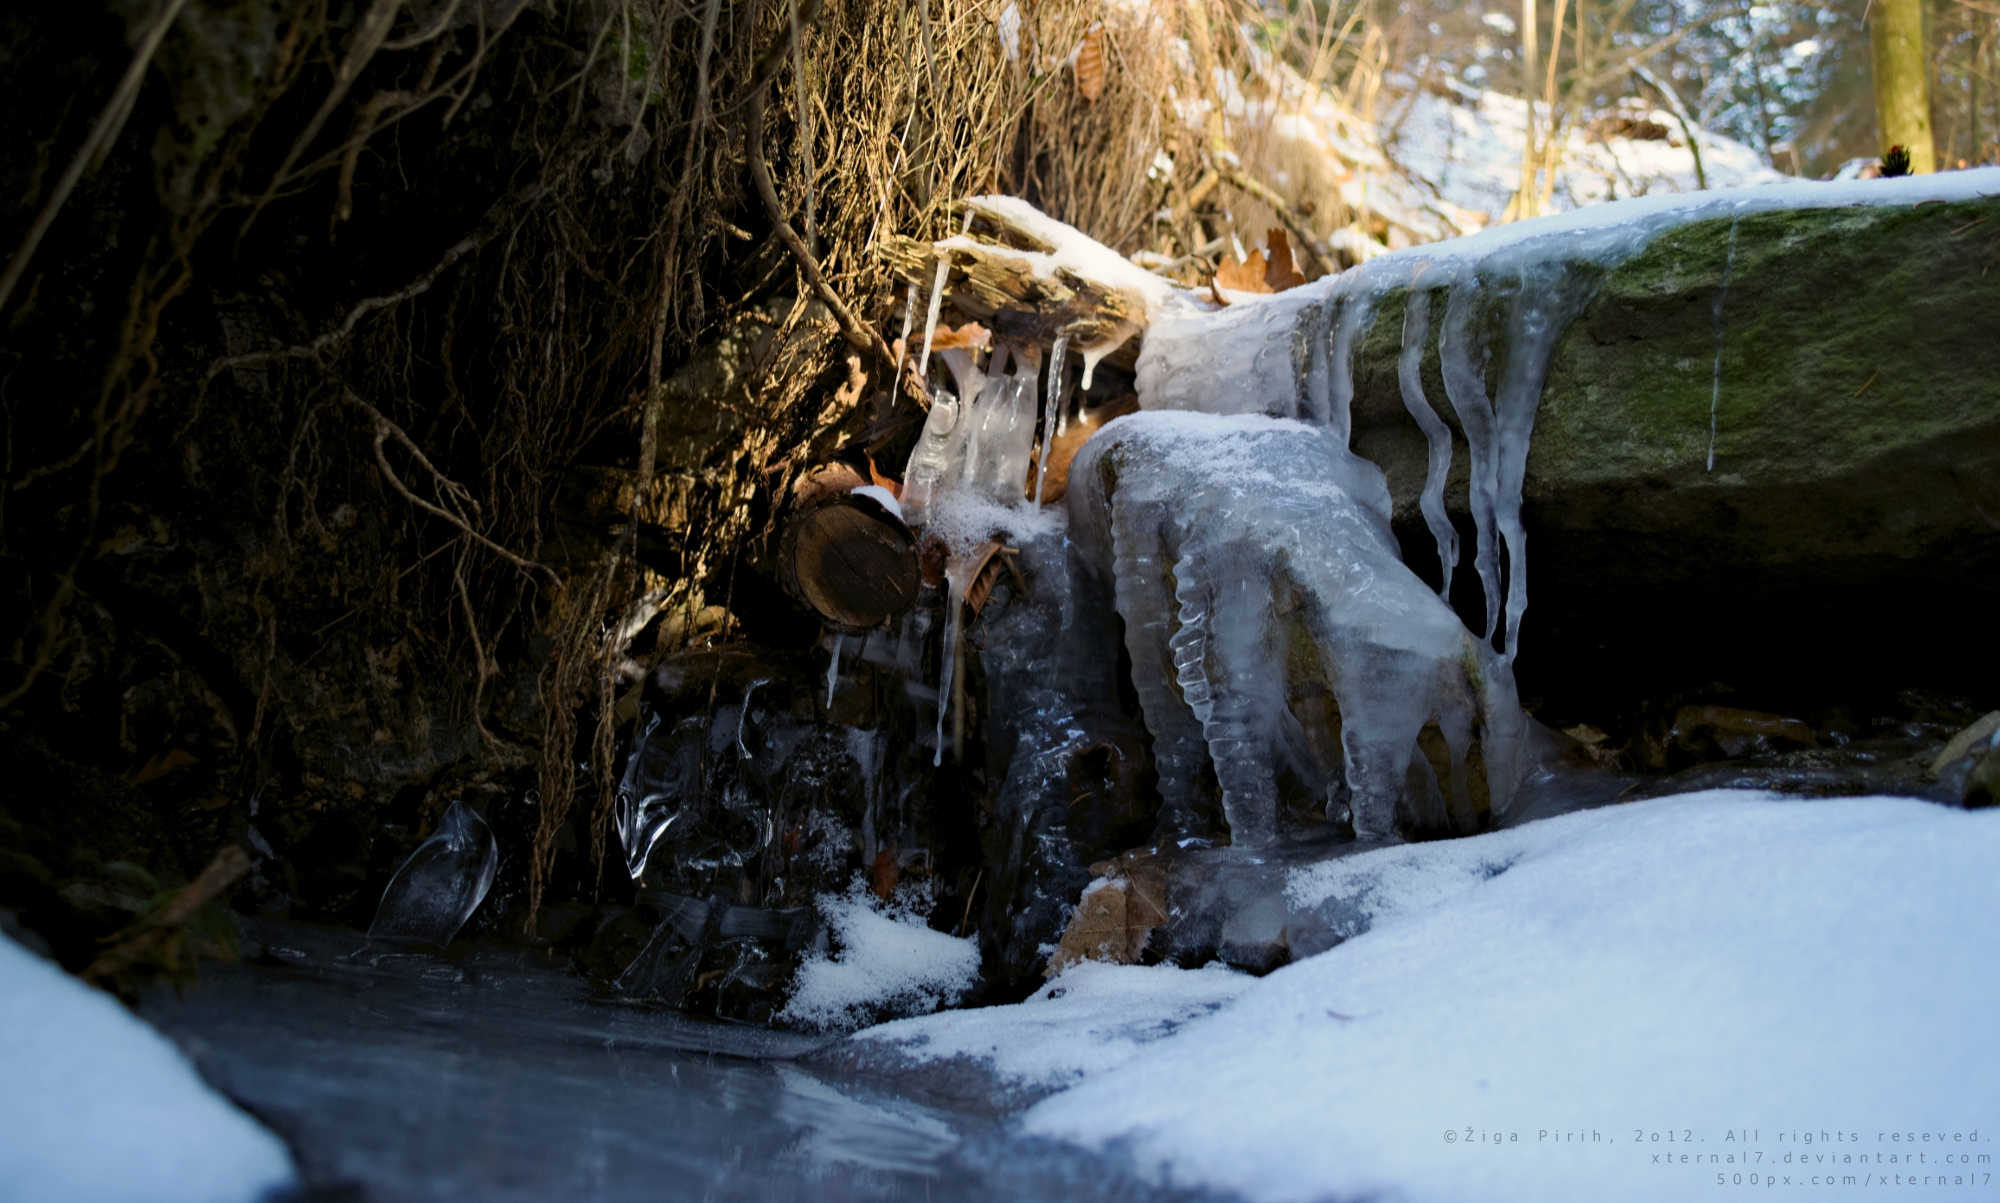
[1325,287,1379,450]
[847,728,885,864]
[1487,254,1610,663]
[1035,333,1069,507]
[917,259,949,383]
[1707,211,1741,472]
[933,575,969,767]
[1079,343,1107,392]
[1437,267,1504,645]
[824,632,845,707]
[735,678,770,760]
[916,209,975,384]
[899,283,917,347]
[1397,278,1459,601]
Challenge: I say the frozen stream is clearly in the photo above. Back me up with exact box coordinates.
[137,919,1211,1203]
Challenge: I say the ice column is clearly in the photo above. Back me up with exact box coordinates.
[1437,267,1505,645]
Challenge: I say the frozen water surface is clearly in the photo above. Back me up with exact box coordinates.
[137,918,1225,1203]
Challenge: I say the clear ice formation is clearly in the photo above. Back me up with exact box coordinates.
[1069,413,1529,846]
[958,345,1041,505]
[368,800,499,948]
[1136,209,1677,660]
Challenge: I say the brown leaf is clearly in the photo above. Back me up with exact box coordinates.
[1074,24,1106,103]
[789,461,868,510]
[929,321,992,351]
[1212,230,1306,295]
[866,453,901,497]
[131,748,200,784]
[1046,855,1167,976]
[1026,393,1139,504]
[1262,229,1307,291]
[869,848,901,899]
[960,541,1027,617]
[1212,247,1273,294]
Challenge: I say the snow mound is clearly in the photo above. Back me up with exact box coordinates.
[0,935,296,1203]
[852,960,1253,1093]
[781,888,982,1032]
[998,792,2000,1202]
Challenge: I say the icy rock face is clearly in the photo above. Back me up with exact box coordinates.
[1069,413,1529,845]
[368,800,498,948]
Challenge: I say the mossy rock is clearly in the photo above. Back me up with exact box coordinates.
[1339,196,2000,715]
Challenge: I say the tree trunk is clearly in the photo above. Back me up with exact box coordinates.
[1871,0,1936,172]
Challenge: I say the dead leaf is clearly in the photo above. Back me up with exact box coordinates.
[929,321,992,351]
[1026,393,1139,504]
[1212,248,1271,294]
[960,541,1028,616]
[1046,854,1167,975]
[1261,228,1307,291]
[789,460,868,510]
[1212,229,1305,295]
[869,848,901,899]
[131,748,200,785]
[866,453,901,497]
[1074,24,1106,102]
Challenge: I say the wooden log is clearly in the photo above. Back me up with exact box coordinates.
[778,490,920,632]
[882,200,1145,371]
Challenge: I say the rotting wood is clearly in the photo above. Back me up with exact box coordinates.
[881,200,1148,372]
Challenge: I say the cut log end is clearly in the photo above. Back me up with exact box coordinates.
[779,491,920,632]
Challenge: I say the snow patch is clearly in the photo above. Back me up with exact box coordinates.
[781,886,982,1032]
[1018,792,2000,1202]
[851,960,1253,1094]
[0,935,296,1203]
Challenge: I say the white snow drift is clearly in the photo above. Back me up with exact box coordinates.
[854,791,2000,1202]
[0,934,295,1203]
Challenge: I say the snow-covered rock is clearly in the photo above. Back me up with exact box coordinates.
[780,887,982,1032]
[0,935,296,1203]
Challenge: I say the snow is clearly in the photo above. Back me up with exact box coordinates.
[996,792,2000,1202]
[0,934,296,1203]
[850,960,1254,1094]
[781,886,983,1032]
[921,487,1065,556]
[1382,82,1787,223]
[949,195,1192,322]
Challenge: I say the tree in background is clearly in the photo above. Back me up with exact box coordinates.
[1871,0,1937,169]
